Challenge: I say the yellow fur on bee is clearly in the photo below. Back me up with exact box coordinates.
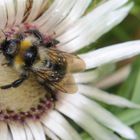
[20,39,32,50]
[14,55,24,65]
[14,39,32,66]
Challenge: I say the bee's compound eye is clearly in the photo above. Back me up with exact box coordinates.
[44,60,53,68]
[7,44,17,55]
[3,39,19,56]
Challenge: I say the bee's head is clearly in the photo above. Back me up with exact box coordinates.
[0,38,20,59]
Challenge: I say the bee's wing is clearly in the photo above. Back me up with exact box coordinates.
[50,73,78,93]
[47,48,86,73]
[33,68,78,94]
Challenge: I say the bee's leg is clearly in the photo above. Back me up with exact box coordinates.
[25,29,43,43]
[44,39,60,48]
[0,74,28,89]
[43,84,57,102]
[17,33,25,40]
[1,62,10,67]
[52,39,60,45]
[1,59,12,67]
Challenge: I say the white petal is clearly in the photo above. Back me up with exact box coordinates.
[25,0,44,22]
[42,110,82,140]
[74,70,99,83]
[60,93,137,139]
[24,124,34,140]
[0,0,7,29]
[58,0,129,42]
[56,98,121,140]
[95,65,131,89]
[0,122,9,140]
[78,84,140,108]
[80,40,140,69]
[39,0,77,34]
[39,0,49,14]
[62,3,133,52]
[7,133,12,140]
[57,0,131,52]
[51,0,92,36]
[74,64,116,83]
[44,127,60,140]
[9,122,27,140]
[4,0,15,27]
[14,0,26,25]
[25,120,46,140]
[34,0,71,27]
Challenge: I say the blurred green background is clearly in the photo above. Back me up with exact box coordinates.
[81,0,140,139]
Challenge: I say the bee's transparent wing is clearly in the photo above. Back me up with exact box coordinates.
[50,73,78,93]
[64,54,86,73]
[33,69,78,94]
[47,48,86,73]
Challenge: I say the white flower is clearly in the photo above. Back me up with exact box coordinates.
[0,0,140,140]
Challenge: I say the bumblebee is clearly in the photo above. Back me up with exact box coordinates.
[0,29,85,97]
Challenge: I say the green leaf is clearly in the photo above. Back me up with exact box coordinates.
[109,57,140,114]
[118,57,140,99]
[117,109,140,126]
[81,132,93,140]
[133,122,140,139]
[131,58,140,103]
[117,57,140,126]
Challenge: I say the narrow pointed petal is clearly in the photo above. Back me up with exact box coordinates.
[79,85,140,108]
[7,133,12,140]
[0,122,9,140]
[42,111,82,140]
[0,0,7,29]
[4,0,15,27]
[39,0,77,33]
[74,64,115,83]
[56,99,121,140]
[14,0,26,25]
[44,127,60,140]
[25,0,44,22]
[74,70,99,83]
[96,65,131,89]
[80,41,140,69]
[33,0,62,26]
[39,0,49,14]
[25,120,46,140]
[24,124,34,140]
[57,0,131,52]
[60,93,137,139]
[51,0,92,36]
[61,3,133,52]
[9,122,27,140]
[58,0,129,42]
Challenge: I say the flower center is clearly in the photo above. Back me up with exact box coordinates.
[0,23,85,123]
[0,24,55,122]
[0,62,54,122]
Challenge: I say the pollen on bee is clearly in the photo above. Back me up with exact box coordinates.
[14,55,24,67]
[20,39,32,49]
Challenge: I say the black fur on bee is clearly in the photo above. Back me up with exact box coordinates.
[0,39,20,65]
